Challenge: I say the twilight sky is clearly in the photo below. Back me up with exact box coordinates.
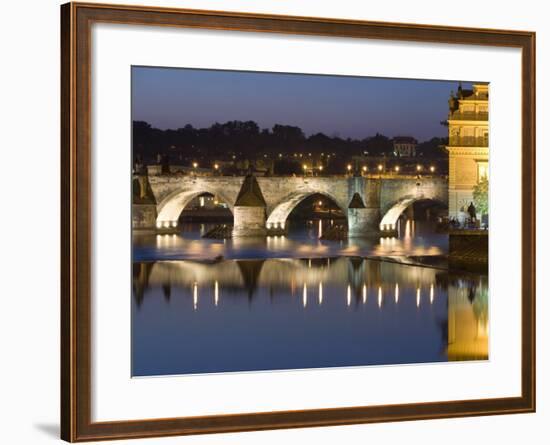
[132,66,473,142]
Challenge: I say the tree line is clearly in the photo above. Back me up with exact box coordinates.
[133,120,448,165]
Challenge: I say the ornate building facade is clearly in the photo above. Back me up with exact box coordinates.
[393,136,417,157]
[446,83,489,218]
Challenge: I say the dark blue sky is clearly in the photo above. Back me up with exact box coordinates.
[132,66,472,142]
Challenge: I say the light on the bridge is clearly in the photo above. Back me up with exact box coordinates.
[430,165,436,173]
[199,197,205,207]
[346,164,352,172]
[417,164,423,172]
[362,284,367,303]
[430,284,434,304]
[214,281,219,306]
[303,164,308,171]
[347,285,351,306]
[303,283,308,308]
[362,165,367,172]
[192,162,198,168]
[416,288,421,308]
[319,165,324,171]
[278,153,282,158]
[394,165,400,172]
[214,163,219,170]
[377,164,383,171]
[395,283,399,303]
[171,221,177,228]
[318,282,323,305]
[193,282,198,311]
[156,221,162,229]
[378,286,383,308]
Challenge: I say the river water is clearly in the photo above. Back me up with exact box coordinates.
[132,219,488,376]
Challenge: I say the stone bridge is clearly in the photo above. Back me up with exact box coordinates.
[133,174,447,237]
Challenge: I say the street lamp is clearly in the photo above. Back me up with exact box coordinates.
[394,165,400,173]
[416,165,422,172]
[430,165,436,173]
[377,164,383,172]
[347,164,352,173]
[214,163,219,170]
[303,164,308,176]
[192,162,198,168]
[362,165,368,174]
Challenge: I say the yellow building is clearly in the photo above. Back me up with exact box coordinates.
[447,278,489,361]
[446,83,489,218]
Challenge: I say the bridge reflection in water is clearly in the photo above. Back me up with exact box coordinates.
[132,257,488,376]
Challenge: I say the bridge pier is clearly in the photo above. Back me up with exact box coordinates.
[348,208,381,237]
[132,173,161,232]
[232,174,268,237]
[132,203,158,231]
[233,206,267,237]
[347,181,382,237]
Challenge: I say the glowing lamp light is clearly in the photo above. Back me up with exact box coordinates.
[394,165,400,172]
[346,164,352,171]
[318,165,324,171]
[430,165,436,173]
[303,164,308,170]
[362,166,367,172]
[214,163,219,170]
[192,162,198,168]
[377,164,383,171]
[318,201,323,206]
[416,165,422,171]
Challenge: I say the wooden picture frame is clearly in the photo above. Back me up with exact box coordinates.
[61,2,536,442]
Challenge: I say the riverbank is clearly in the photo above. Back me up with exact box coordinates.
[448,230,488,274]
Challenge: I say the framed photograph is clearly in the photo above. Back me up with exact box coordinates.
[61,2,536,442]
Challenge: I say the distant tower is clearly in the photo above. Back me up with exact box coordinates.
[445,83,489,218]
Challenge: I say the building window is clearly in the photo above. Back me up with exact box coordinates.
[477,162,489,182]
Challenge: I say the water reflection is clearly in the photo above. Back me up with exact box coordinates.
[133,219,447,262]
[132,257,488,376]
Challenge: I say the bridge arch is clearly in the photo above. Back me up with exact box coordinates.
[266,191,347,229]
[155,188,234,228]
[379,197,447,231]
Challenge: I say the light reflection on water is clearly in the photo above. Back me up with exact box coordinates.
[132,257,488,376]
[133,219,448,262]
